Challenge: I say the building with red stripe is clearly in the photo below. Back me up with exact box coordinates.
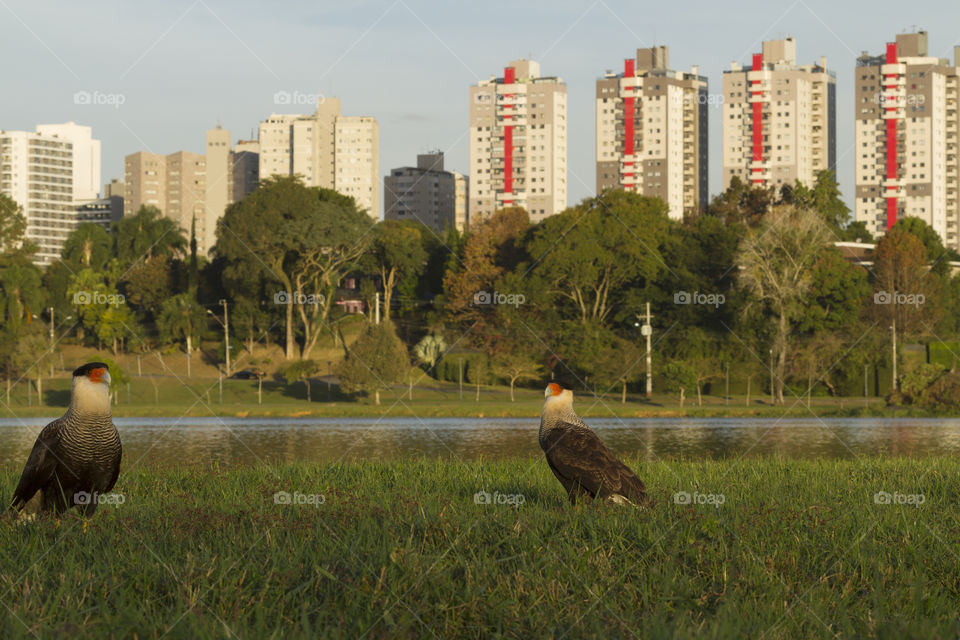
[722,38,836,192]
[595,46,708,220]
[855,31,960,248]
[469,59,567,226]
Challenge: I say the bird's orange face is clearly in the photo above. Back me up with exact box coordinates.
[87,367,109,385]
[545,382,565,398]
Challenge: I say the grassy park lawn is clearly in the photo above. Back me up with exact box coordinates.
[1,458,957,638]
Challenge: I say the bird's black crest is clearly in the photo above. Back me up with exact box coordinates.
[73,362,110,377]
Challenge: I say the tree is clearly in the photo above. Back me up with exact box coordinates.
[793,170,851,232]
[871,227,941,338]
[707,176,775,227]
[0,193,28,253]
[737,205,831,403]
[121,255,177,318]
[67,269,133,353]
[661,362,696,408]
[157,293,206,355]
[284,359,318,402]
[61,223,112,270]
[414,332,447,373]
[216,176,373,359]
[526,192,669,326]
[336,320,407,405]
[364,220,428,320]
[797,246,870,333]
[893,216,959,277]
[113,205,187,268]
[491,345,544,402]
[0,259,44,334]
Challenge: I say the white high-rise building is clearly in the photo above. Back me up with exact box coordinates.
[722,38,836,190]
[595,46,708,219]
[0,122,102,264]
[258,98,379,217]
[855,31,960,248]
[469,59,567,224]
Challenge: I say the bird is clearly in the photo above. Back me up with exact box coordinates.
[9,362,122,517]
[539,382,648,506]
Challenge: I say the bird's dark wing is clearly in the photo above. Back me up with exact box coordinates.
[9,420,63,512]
[541,424,647,504]
[104,440,122,492]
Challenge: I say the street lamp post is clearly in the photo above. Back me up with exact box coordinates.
[48,307,55,377]
[220,299,230,376]
[635,302,654,399]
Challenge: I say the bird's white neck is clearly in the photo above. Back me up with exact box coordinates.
[70,377,112,416]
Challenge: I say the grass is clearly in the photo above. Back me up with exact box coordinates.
[1,457,958,638]
[0,373,910,420]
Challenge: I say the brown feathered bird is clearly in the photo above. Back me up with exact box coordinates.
[539,382,647,505]
[9,362,121,517]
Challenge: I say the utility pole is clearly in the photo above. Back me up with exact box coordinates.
[636,303,653,399]
[375,292,380,325]
[48,307,55,377]
[458,357,464,400]
[725,362,730,405]
[891,318,897,392]
[220,299,230,376]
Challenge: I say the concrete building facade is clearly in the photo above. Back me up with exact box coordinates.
[258,98,379,217]
[854,31,960,248]
[469,59,567,224]
[595,46,708,219]
[722,37,836,190]
[384,152,468,232]
[0,122,102,264]
[124,128,259,255]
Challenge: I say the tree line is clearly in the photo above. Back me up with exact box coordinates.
[2,170,959,408]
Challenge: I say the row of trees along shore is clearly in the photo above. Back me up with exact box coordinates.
[2,171,960,408]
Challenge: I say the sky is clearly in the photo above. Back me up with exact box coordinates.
[2,0,959,215]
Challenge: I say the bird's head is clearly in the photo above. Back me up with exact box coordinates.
[71,362,112,414]
[543,382,573,406]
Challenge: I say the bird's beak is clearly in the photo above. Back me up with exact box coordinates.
[102,370,111,386]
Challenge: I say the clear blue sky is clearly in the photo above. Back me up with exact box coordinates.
[2,0,957,215]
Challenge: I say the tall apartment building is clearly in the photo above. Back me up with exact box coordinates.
[124,128,259,255]
[0,122,102,264]
[595,46,708,219]
[469,59,567,224]
[258,98,379,217]
[855,31,960,248]
[384,152,468,232]
[722,37,836,190]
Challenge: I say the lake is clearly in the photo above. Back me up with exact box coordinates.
[3,416,960,469]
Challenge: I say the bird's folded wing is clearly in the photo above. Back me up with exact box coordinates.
[541,425,634,496]
[9,422,62,510]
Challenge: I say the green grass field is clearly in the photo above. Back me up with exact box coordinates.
[1,458,957,638]
[0,373,908,420]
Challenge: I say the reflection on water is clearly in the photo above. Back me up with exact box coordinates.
[3,417,960,469]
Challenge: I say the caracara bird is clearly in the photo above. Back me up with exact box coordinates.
[9,362,121,517]
[539,383,647,506]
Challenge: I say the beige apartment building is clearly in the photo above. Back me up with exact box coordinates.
[722,37,836,190]
[124,127,260,255]
[469,59,567,224]
[855,31,960,248]
[384,152,468,232]
[258,98,379,217]
[596,46,708,219]
[0,122,102,264]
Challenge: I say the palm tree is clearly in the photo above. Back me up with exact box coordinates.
[0,261,44,332]
[158,294,206,355]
